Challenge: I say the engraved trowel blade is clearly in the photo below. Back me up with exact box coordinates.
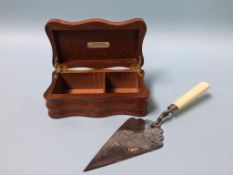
[84,118,164,172]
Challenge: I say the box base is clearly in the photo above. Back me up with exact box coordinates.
[44,71,149,118]
[46,98,148,118]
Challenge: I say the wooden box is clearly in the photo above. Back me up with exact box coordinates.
[44,18,149,118]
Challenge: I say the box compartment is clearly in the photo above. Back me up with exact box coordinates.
[52,72,105,94]
[106,72,139,93]
[52,71,139,95]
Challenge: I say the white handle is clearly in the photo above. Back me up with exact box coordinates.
[172,82,210,109]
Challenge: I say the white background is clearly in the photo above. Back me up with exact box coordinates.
[0,0,233,174]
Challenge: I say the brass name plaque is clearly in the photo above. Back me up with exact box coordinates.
[87,42,110,48]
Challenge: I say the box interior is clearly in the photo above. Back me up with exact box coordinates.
[53,30,139,67]
[52,72,139,94]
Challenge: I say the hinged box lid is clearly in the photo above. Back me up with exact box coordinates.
[45,18,146,69]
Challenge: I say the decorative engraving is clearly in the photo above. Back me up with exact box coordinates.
[87,42,110,48]
[110,121,163,152]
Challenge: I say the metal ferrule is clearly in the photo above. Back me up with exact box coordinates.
[151,104,178,127]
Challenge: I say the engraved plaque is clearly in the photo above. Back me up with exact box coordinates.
[87,42,110,48]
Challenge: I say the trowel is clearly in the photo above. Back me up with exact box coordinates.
[84,82,210,171]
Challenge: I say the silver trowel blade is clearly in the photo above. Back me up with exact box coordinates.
[84,118,164,171]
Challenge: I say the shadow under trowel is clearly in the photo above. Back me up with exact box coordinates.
[144,73,157,113]
[144,70,166,113]
[147,96,156,113]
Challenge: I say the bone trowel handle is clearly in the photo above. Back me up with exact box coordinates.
[172,82,210,110]
[152,82,210,127]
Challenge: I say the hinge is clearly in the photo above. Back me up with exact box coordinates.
[54,56,143,76]
[55,63,67,73]
[129,56,143,76]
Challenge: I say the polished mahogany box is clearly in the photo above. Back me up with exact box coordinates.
[44,18,149,118]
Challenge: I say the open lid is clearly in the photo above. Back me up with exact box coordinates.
[45,18,146,69]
